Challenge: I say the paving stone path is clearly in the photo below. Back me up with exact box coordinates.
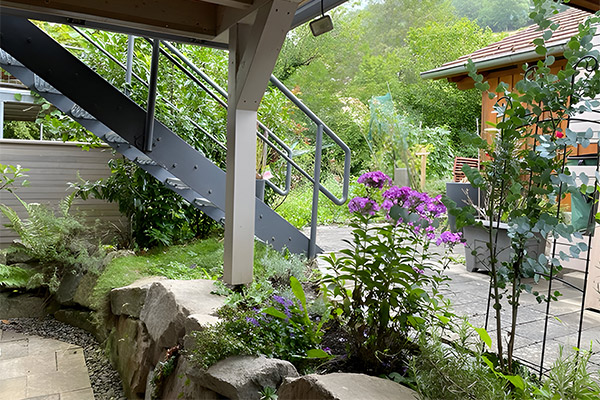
[0,329,94,400]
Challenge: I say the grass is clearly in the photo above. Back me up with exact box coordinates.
[275,176,365,228]
[88,236,309,312]
[89,237,224,311]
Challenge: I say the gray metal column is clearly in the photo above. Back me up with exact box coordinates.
[144,38,160,152]
[0,101,4,139]
[309,123,323,259]
[125,35,134,96]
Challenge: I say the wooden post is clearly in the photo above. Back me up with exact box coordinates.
[224,0,298,285]
[415,151,429,191]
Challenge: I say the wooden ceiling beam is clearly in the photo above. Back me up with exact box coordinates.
[1,0,220,39]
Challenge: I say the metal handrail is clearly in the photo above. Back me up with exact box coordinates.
[63,26,351,255]
[71,27,226,152]
[162,41,351,205]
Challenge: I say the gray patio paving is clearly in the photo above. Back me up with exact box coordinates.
[0,329,94,400]
[306,224,600,373]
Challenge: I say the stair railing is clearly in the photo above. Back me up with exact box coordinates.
[62,26,351,256]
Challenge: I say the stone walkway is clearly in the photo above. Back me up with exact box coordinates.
[0,329,94,400]
[307,225,600,373]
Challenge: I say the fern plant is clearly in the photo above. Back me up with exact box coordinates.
[0,192,104,292]
[0,263,36,289]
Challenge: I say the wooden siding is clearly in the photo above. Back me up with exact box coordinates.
[0,139,125,248]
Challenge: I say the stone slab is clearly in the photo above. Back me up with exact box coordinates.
[0,376,27,400]
[110,276,166,318]
[0,338,28,360]
[278,373,417,400]
[139,279,225,348]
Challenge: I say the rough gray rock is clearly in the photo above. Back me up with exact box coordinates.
[0,250,7,265]
[138,279,224,349]
[0,292,47,318]
[54,309,106,342]
[278,373,418,400]
[5,245,35,265]
[201,356,299,400]
[154,357,219,400]
[109,315,155,398]
[55,271,83,306]
[110,276,165,318]
[104,249,135,265]
[72,272,101,310]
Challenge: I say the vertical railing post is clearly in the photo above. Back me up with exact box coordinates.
[0,101,4,139]
[144,38,160,152]
[309,123,323,259]
[125,35,134,96]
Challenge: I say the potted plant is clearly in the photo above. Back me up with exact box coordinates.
[449,1,600,375]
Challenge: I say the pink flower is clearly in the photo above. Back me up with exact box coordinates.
[555,131,564,139]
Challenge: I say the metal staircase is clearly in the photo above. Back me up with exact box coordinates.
[0,14,351,256]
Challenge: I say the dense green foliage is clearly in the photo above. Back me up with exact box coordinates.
[451,0,600,375]
[275,1,499,173]
[71,158,217,249]
[0,193,105,292]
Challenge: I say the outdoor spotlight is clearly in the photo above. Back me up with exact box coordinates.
[310,15,333,37]
[310,0,333,37]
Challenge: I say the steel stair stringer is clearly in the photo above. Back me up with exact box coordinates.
[0,14,316,255]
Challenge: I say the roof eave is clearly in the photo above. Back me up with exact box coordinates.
[421,42,568,81]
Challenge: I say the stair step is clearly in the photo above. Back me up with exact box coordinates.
[33,74,60,94]
[135,156,157,166]
[165,177,190,190]
[70,104,95,120]
[193,197,214,207]
[103,131,129,144]
[0,49,22,66]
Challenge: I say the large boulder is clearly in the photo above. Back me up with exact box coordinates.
[72,272,101,309]
[278,373,418,400]
[5,243,35,265]
[55,271,84,306]
[138,279,224,349]
[200,356,299,400]
[0,292,46,318]
[110,276,165,318]
[153,356,219,400]
[109,315,156,398]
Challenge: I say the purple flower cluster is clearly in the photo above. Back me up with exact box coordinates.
[357,171,392,189]
[382,186,446,221]
[435,231,463,246]
[273,294,294,318]
[348,197,380,215]
[347,172,464,248]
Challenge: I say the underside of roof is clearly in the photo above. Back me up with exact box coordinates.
[421,7,595,81]
[0,0,348,48]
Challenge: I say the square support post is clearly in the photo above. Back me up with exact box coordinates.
[223,0,299,285]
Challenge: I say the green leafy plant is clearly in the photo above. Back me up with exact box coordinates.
[321,171,461,372]
[0,193,104,292]
[411,322,512,400]
[71,158,217,249]
[532,346,600,400]
[260,276,331,360]
[259,386,278,400]
[0,163,29,193]
[0,263,36,289]
[454,1,600,374]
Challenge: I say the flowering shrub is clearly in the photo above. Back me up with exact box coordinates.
[321,171,462,372]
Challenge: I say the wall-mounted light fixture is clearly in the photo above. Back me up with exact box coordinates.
[309,0,333,37]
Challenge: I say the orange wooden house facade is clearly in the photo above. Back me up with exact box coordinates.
[421,8,599,160]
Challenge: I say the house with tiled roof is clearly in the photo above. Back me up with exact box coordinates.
[422,7,599,160]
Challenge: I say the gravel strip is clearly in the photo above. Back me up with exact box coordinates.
[1,316,126,400]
